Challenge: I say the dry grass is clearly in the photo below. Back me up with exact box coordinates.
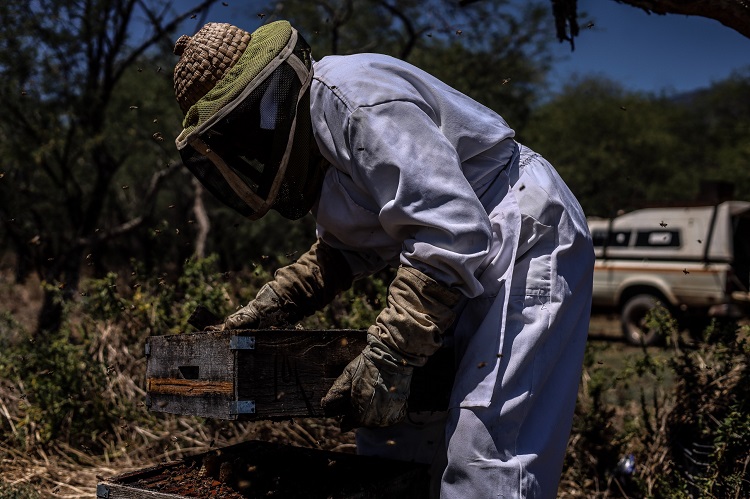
[0,268,354,497]
[0,412,355,498]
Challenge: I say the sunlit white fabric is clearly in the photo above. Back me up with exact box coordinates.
[310,53,594,499]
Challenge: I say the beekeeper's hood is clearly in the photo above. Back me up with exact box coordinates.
[173,21,324,220]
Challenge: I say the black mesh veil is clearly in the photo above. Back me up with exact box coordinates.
[178,33,319,220]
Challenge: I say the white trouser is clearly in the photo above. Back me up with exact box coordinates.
[357,146,593,498]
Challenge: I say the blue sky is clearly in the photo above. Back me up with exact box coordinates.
[176,0,750,95]
[548,0,750,94]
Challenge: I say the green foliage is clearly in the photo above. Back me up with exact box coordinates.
[523,77,705,216]
[653,321,750,498]
[82,254,237,336]
[0,316,114,449]
[0,255,238,453]
[564,341,625,490]
[564,318,750,498]
[524,70,750,217]
[303,269,392,330]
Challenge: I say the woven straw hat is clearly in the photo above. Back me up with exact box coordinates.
[173,22,252,113]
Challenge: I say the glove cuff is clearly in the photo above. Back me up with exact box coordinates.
[267,239,354,323]
[371,266,462,367]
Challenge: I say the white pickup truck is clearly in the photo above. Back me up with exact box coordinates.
[588,201,750,345]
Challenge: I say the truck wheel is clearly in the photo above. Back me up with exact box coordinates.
[621,294,665,346]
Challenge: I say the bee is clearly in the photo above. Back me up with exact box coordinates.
[660,221,668,227]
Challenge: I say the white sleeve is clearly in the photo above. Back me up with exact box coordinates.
[346,100,492,297]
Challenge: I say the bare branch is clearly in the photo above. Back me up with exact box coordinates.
[76,165,179,247]
[112,0,222,86]
[376,1,428,60]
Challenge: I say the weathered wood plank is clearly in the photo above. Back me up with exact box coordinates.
[236,330,366,418]
[146,378,233,396]
[146,331,233,381]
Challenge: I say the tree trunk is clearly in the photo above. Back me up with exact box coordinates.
[192,178,210,259]
[35,247,84,335]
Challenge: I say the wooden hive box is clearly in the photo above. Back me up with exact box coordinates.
[146,329,454,420]
[96,439,430,498]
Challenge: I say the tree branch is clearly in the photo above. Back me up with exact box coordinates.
[76,165,178,247]
[614,0,750,39]
[112,0,222,85]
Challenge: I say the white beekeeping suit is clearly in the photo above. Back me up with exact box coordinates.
[310,53,595,498]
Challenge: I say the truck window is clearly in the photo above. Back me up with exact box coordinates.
[635,230,681,247]
[592,230,631,247]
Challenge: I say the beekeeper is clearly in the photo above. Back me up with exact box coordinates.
[172,20,594,499]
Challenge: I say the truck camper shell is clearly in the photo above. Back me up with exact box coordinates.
[588,201,750,345]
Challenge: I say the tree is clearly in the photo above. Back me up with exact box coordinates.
[521,77,703,216]
[523,72,750,216]
[264,0,555,126]
[0,0,220,334]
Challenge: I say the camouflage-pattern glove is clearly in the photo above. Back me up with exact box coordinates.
[222,283,286,329]
[321,266,462,427]
[322,334,413,428]
[211,239,353,331]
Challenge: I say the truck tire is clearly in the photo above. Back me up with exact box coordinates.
[620,294,666,346]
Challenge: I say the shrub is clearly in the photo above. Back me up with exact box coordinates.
[564,308,750,498]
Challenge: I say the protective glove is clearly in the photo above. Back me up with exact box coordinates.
[211,239,353,330]
[321,266,462,427]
